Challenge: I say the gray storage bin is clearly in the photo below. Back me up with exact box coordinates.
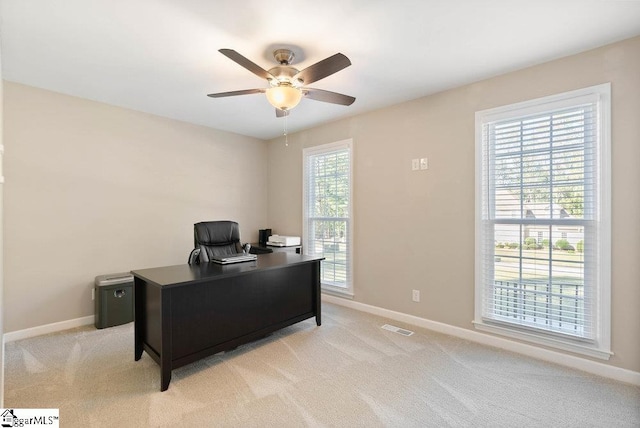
[95,272,134,329]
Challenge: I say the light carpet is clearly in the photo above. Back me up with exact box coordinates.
[4,302,640,427]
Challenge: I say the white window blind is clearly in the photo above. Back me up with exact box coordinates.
[303,139,353,295]
[475,84,611,359]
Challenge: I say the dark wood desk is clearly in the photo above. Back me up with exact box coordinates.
[132,252,323,391]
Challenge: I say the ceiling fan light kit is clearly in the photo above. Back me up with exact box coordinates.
[208,48,355,116]
[265,85,302,110]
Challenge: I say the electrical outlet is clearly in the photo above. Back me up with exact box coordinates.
[92,289,95,301]
[412,289,420,302]
[411,158,420,170]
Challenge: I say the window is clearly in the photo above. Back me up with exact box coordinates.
[303,139,353,296]
[475,84,611,359]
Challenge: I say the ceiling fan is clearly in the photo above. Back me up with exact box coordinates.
[208,48,355,117]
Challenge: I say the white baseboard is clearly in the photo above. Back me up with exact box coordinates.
[322,294,640,386]
[3,315,94,343]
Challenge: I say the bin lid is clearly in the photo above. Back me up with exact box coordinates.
[95,272,133,286]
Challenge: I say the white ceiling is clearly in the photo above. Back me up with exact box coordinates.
[1,1,639,140]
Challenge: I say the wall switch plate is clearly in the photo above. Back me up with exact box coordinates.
[412,159,420,170]
[420,158,428,170]
[412,289,420,302]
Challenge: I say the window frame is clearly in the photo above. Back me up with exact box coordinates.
[474,84,611,360]
[303,139,354,297]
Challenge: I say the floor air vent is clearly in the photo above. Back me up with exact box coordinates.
[381,324,414,336]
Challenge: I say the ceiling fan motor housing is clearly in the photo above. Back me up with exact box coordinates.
[268,66,302,87]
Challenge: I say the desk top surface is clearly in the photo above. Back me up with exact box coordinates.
[131,252,323,288]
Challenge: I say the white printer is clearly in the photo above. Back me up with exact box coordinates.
[267,235,301,247]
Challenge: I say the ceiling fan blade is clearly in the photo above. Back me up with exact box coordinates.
[219,49,276,81]
[303,88,355,106]
[276,108,289,118]
[293,53,351,85]
[207,88,265,98]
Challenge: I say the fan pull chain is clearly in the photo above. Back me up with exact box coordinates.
[284,113,289,147]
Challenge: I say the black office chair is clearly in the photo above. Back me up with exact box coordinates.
[193,221,244,263]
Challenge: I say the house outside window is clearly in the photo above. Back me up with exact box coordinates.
[475,84,611,359]
[303,139,353,296]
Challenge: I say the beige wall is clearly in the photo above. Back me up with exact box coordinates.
[267,36,640,372]
[3,83,268,332]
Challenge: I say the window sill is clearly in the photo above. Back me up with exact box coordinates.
[321,285,353,299]
[473,320,612,361]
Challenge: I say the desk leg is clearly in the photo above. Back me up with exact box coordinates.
[160,289,173,391]
[161,366,172,392]
[134,278,144,361]
[134,346,143,360]
[134,340,143,361]
[314,261,322,326]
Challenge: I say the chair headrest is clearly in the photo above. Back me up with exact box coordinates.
[194,221,240,246]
